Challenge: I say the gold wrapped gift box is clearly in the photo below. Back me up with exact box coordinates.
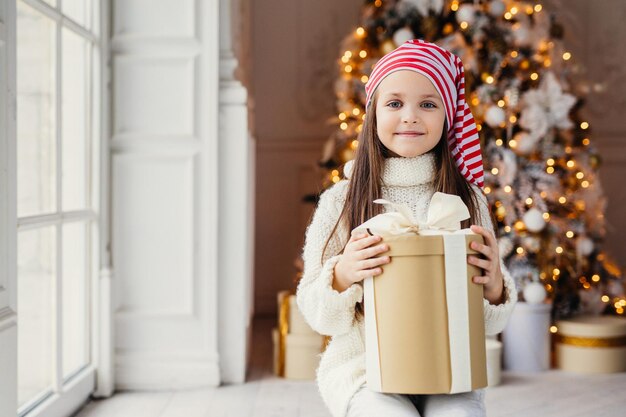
[272,291,328,380]
[556,315,626,374]
[364,233,488,394]
[356,193,490,394]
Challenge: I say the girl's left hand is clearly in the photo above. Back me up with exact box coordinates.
[467,225,505,305]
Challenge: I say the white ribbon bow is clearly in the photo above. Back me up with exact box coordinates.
[353,192,471,237]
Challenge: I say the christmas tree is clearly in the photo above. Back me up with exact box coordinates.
[316,0,624,320]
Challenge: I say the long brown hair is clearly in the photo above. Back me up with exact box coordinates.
[321,93,484,317]
[322,94,481,262]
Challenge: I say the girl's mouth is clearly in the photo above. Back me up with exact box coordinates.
[395,131,425,136]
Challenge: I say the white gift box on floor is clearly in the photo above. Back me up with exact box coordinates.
[502,302,552,372]
[277,290,316,335]
[273,291,327,380]
[272,328,325,380]
[556,315,626,374]
[486,337,503,386]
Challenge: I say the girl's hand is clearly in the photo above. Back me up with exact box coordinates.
[467,225,505,305]
[332,232,391,293]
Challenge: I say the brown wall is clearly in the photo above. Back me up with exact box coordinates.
[251,0,626,316]
[547,0,626,273]
[251,0,364,315]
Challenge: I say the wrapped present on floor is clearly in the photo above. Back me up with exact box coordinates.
[485,336,503,387]
[555,315,626,374]
[277,290,314,335]
[273,290,328,380]
[503,301,551,372]
[355,192,488,394]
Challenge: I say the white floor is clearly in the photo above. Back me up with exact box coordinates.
[73,317,626,417]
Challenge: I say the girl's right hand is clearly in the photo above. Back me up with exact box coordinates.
[332,232,391,292]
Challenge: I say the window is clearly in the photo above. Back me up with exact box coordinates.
[16,0,101,415]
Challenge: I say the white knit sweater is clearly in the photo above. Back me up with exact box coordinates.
[296,153,517,417]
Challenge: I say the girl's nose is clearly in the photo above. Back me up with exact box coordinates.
[401,108,419,124]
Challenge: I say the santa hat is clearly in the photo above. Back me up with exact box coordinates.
[365,39,484,188]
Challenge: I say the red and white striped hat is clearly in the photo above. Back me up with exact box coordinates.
[365,39,484,188]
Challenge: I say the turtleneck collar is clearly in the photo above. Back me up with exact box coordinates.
[381,152,437,187]
[342,152,437,187]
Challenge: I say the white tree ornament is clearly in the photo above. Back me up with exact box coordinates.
[456,4,477,25]
[523,208,546,233]
[524,281,547,304]
[393,27,415,46]
[484,105,506,128]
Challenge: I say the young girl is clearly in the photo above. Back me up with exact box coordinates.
[296,40,517,417]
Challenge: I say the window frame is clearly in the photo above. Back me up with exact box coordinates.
[15,0,106,416]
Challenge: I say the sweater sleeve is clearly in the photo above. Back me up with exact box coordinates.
[471,184,518,336]
[296,182,363,337]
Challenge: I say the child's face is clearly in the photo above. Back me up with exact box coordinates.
[375,70,446,158]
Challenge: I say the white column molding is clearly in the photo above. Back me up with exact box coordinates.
[217,0,254,384]
[93,0,114,399]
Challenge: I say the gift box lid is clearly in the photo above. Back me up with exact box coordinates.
[556,316,626,338]
[382,233,483,257]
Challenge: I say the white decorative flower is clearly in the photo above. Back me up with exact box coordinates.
[400,0,444,16]
[519,105,549,140]
[520,72,577,138]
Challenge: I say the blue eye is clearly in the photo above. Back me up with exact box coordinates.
[422,102,437,109]
[386,100,402,109]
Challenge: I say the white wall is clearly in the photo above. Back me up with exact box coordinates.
[110,0,222,389]
[110,0,253,388]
